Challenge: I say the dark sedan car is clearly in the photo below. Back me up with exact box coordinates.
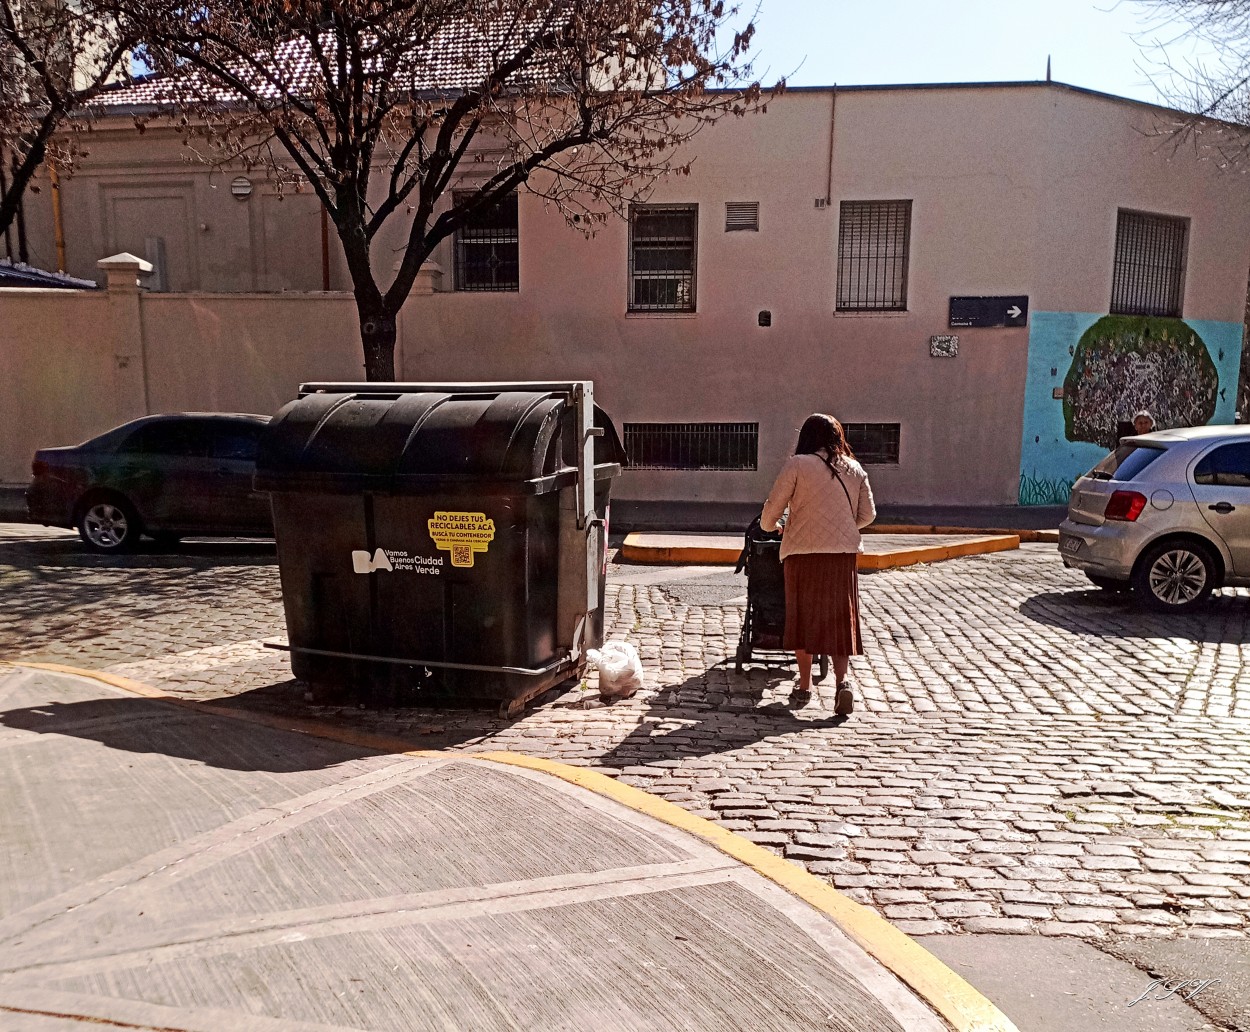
[27,413,273,552]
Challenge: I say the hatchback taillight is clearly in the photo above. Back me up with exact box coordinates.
[1105,490,1147,522]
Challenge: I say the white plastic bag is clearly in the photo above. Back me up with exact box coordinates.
[585,640,645,699]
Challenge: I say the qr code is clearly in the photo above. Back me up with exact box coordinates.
[451,544,472,567]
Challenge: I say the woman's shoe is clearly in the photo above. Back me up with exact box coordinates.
[834,684,854,715]
[789,687,812,708]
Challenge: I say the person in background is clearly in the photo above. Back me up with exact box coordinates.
[1133,410,1156,435]
[761,414,876,713]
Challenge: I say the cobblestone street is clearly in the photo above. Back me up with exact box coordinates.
[3,525,1250,944]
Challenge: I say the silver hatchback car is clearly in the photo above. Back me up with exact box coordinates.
[1059,425,1250,611]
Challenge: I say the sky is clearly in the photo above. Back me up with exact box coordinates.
[745,0,1216,107]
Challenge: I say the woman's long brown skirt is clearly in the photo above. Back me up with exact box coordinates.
[782,552,863,656]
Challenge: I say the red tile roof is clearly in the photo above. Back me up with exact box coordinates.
[97,16,566,109]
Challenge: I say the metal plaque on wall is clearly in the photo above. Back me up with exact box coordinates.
[949,296,1029,328]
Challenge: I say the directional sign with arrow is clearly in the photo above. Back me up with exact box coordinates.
[949,295,1029,328]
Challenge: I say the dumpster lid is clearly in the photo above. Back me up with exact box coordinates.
[255,384,624,494]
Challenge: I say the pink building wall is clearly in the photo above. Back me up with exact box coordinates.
[8,82,1250,505]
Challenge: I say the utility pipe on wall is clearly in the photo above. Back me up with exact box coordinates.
[825,85,836,206]
[47,159,66,272]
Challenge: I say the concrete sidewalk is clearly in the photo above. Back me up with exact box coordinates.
[0,663,1014,1032]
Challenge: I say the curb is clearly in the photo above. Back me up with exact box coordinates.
[620,536,743,564]
[860,534,1020,570]
[481,751,1018,1032]
[3,658,1018,1032]
[620,531,1023,568]
[867,525,1059,543]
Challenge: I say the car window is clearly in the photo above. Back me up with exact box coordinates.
[1193,442,1250,488]
[212,424,262,461]
[118,421,215,457]
[1087,444,1165,482]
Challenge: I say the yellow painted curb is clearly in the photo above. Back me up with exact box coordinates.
[619,533,739,564]
[621,531,1022,569]
[478,750,1017,1032]
[858,534,1020,571]
[4,659,1016,1032]
[868,525,1058,544]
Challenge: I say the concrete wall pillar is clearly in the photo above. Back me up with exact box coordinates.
[412,260,443,296]
[97,252,154,421]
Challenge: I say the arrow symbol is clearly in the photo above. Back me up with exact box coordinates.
[1007,305,1023,319]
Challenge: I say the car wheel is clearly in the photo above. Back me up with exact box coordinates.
[76,495,141,553]
[1131,540,1215,612]
[1085,573,1129,592]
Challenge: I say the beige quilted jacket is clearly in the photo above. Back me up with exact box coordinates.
[761,452,877,559]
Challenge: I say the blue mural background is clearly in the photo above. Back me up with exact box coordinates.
[1019,311,1242,505]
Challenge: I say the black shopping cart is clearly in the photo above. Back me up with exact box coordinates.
[733,515,829,679]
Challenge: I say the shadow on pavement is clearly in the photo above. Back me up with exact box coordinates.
[0,535,276,567]
[0,537,279,654]
[0,657,851,774]
[1019,586,1250,644]
[0,668,534,770]
[598,665,848,769]
[0,694,386,772]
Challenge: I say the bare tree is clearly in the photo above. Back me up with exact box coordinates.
[0,0,134,251]
[121,0,767,379]
[1135,1,1250,156]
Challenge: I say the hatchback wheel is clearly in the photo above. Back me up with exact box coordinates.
[1131,540,1215,612]
[77,496,140,553]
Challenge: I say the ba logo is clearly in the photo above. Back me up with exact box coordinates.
[351,548,394,574]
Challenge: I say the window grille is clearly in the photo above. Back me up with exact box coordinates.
[1111,210,1187,317]
[725,201,760,232]
[844,422,900,464]
[629,204,697,312]
[454,192,519,291]
[623,422,757,470]
[837,200,911,311]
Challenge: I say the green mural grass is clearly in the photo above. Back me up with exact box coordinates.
[1018,471,1074,506]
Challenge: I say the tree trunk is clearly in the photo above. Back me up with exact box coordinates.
[357,303,398,381]
[0,133,47,245]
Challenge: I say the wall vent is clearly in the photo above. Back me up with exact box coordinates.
[725,201,760,232]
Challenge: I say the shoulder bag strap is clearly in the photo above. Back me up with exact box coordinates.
[820,452,855,512]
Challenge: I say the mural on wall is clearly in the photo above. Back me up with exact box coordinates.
[1019,312,1242,505]
[1063,316,1219,448]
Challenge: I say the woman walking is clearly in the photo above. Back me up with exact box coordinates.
[761,414,876,713]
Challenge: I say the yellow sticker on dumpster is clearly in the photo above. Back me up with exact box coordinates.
[428,511,496,568]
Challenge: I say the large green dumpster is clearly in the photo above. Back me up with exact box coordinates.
[254,381,624,714]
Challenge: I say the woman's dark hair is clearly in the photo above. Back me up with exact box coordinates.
[794,413,855,459]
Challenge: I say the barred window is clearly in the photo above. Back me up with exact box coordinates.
[629,204,697,312]
[845,422,900,464]
[1111,210,1187,317]
[454,192,518,291]
[837,200,911,311]
[623,422,757,470]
